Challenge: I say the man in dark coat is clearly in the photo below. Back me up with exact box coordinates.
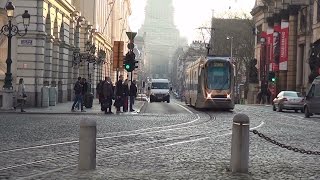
[102,76,113,114]
[129,80,137,112]
[115,75,124,113]
[71,77,85,112]
[96,80,103,104]
[123,79,129,112]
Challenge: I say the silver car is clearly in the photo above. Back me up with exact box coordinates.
[272,91,304,112]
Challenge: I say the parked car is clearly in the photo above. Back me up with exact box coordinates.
[304,76,320,118]
[272,91,304,112]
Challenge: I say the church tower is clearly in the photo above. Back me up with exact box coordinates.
[138,0,182,79]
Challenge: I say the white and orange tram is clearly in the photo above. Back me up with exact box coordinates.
[184,56,235,110]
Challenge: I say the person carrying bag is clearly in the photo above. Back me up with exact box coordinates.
[15,78,27,112]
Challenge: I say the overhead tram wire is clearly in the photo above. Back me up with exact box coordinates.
[102,0,117,33]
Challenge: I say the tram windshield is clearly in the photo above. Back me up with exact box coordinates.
[207,62,230,90]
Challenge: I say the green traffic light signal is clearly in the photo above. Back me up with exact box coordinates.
[125,64,130,70]
[271,77,276,82]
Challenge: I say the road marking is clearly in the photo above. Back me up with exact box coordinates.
[250,121,265,130]
[175,102,193,114]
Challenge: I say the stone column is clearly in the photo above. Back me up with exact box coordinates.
[287,6,299,91]
[44,35,54,86]
[296,44,303,91]
[58,42,69,103]
[68,18,76,101]
[52,39,60,87]
[74,24,81,82]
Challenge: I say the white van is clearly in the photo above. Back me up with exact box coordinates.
[149,79,171,103]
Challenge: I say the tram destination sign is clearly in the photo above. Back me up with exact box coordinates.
[212,62,225,67]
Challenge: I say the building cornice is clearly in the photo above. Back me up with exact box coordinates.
[47,0,76,18]
[251,5,267,16]
[94,32,113,50]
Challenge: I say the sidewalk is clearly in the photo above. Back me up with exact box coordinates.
[0,99,146,114]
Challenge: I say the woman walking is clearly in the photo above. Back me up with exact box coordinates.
[15,78,27,112]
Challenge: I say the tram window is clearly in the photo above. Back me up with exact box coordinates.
[207,64,230,90]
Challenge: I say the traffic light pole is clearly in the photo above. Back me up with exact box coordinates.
[116,42,121,82]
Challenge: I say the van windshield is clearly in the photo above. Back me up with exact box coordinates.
[152,83,169,89]
[315,84,320,96]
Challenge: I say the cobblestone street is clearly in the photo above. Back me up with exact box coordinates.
[0,100,319,179]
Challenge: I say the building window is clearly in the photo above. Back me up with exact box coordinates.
[317,2,320,22]
[256,25,262,44]
[300,9,306,33]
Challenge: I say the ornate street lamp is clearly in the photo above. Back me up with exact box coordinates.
[97,50,106,80]
[0,2,30,89]
[72,48,81,66]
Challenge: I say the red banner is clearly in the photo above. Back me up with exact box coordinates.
[266,27,274,71]
[273,24,281,71]
[280,19,289,70]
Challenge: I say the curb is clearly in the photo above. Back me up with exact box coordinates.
[0,101,147,115]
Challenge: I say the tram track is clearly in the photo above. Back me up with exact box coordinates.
[0,103,266,179]
[0,109,264,179]
[15,119,265,180]
[0,112,214,174]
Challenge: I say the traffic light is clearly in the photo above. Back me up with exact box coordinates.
[123,52,135,72]
[268,71,276,82]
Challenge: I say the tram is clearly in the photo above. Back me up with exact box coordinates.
[184,56,235,110]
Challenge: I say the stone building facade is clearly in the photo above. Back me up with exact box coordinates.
[251,0,319,96]
[0,0,131,107]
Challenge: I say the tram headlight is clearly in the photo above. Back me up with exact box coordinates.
[206,93,211,99]
[227,94,231,99]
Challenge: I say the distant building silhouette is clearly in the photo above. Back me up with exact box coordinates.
[138,0,186,79]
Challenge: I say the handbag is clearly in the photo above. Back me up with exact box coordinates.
[114,97,123,108]
[101,99,110,111]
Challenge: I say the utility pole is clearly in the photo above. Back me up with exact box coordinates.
[197,27,215,56]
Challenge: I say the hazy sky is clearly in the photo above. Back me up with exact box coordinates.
[129,0,255,44]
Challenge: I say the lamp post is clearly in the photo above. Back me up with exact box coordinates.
[97,49,106,81]
[1,2,30,89]
[260,37,268,104]
[227,36,233,61]
[1,2,30,110]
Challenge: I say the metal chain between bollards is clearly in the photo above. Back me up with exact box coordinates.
[250,130,320,155]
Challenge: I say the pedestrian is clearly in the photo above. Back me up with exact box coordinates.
[82,78,88,94]
[99,79,106,111]
[102,76,114,114]
[71,77,85,112]
[123,79,129,112]
[15,78,27,112]
[129,80,137,112]
[80,78,89,108]
[96,80,103,104]
[114,75,124,113]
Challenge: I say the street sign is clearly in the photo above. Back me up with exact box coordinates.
[126,32,137,41]
[113,41,124,71]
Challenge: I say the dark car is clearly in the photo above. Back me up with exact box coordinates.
[272,91,304,112]
[304,76,320,118]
